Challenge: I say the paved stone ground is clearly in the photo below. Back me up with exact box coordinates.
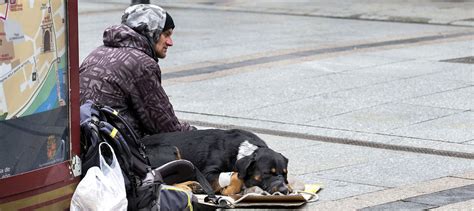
[87,0,474,26]
[78,0,474,209]
[158,0,474,26]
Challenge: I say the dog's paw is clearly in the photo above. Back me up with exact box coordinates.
[174,181,204,194]
[173,182,192,192]
[221,185,241,196]
[187,181,205,194]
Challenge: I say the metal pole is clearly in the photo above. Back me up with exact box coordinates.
[131,0,150,5]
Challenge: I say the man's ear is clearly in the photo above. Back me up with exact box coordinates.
[234,155,255,179]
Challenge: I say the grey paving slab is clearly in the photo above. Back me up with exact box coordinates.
[78,9,125,62]
[441,56,474,65]
[360,200,435,210]
[405,184,474,207]
[160,9,334,67]
[403,86,474,110]
[255,133,322,154]
[229,76,398,123]
[349,58,471,80]
[310,103,461,134]
[296,72,470,116]
[167,61,396,116]
[279,140,393,175]
[385,137,474,154]
[454,172,474,180]
[425,67,474,85]
[168,81,304,116]
[177,111,474,155]
[415,42,474,62]
[303,59,364,73]
[362,185,474,210]
[296,176,385,201]
[389,111,474,143]
[169,58,471,122]
[302,53,411,72]
[361,39,474,62]
[78,1,127,13]
[314,153,474,188]
[248,67,397,100]
[432,199,474,211]
[235,93,380,124]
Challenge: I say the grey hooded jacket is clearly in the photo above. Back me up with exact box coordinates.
[79,24,192,137]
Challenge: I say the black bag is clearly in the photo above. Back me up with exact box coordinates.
[80,101,199,210]
[80,101,161,210]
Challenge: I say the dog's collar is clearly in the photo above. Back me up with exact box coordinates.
[237,140,259,160]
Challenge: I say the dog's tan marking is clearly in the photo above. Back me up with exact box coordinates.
[271,168,276,173]
[221,173,244,196]
[283,169,287,173]
[254,174,261,181]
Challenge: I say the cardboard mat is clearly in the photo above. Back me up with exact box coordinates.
[196,184,322,208]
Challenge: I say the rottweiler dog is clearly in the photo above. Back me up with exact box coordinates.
[141,129,291,195]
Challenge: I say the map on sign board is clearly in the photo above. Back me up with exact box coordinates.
[0,0,67,121]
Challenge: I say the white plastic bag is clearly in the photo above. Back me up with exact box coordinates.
[71,142,128,210]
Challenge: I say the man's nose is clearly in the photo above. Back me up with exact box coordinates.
[166,37,173,46]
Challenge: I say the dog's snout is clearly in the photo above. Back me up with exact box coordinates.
[277,184,289,195]
[269,183,289,194]
[269,178,290,194]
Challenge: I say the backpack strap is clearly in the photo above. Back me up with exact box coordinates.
[99,106,141,143]
[154,160,229,208]
[99,106,150,165]
[97,121,134,172]
[196,168,230,208]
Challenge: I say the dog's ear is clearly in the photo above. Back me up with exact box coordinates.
[281,153,289,166]
[234,155,255,179]
[280,153,289,183]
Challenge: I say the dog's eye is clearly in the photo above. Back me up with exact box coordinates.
[263,171,277,177]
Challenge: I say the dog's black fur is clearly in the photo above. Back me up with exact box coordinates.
[141,129,290,195]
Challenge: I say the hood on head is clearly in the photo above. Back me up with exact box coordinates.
[121,4,168,46]
[102,24,156,60]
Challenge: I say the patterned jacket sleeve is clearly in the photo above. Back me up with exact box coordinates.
[129,65,193,134]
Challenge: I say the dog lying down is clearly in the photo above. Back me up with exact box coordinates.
[141,129,291,195]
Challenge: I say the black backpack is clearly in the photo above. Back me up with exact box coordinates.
[79,101,221,210]
[80,100,162,210]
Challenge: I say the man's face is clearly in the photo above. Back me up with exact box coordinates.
[154,29,173,59]
[47,136,57,160]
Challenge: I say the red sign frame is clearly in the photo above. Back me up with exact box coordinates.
[0,0,80,206]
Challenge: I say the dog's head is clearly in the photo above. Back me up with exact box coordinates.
[235,148,290,194]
